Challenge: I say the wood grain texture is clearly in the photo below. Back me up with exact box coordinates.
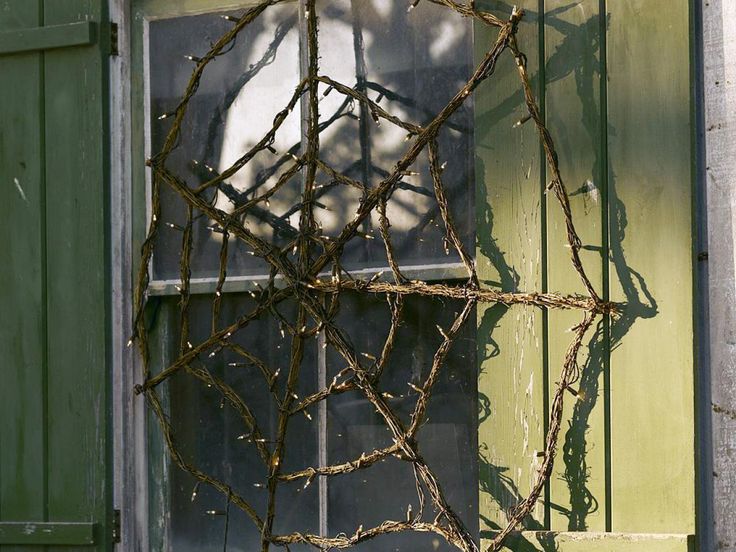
[0,3,47,552]
[606,0,696,534]
[0,1,111,549]
[702,0,736,550]
[476,0,547,535]
[0,522,96,545]
[0,21,95,55]
[483,531,694,552]
[477,0,697,546]
[43,0,110,547]
[543,0,607,532]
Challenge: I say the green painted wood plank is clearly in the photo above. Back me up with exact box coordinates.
[476,0,547,535]
[606,0,696,534]
[0,21,96,56]
[543,0,607,532]
[483,532,694,552]
[42,1,110,550]
[0,523,95,545]
[0,4,47,552]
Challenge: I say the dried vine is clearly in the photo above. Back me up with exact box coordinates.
[131,1,616,551]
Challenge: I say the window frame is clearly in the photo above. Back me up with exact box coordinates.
[117,1,480,549]
[109,1,704,550]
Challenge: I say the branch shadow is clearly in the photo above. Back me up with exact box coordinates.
[476,0,658,544]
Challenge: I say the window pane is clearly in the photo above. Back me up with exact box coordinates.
[326,293,478,550]
[315,0,475,270]
[143,2,479,550]
[147,1,475,282]
[157,295,319,551]
[148,6,302,281]
[153,291,477,551]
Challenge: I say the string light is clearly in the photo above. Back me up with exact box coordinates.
[131,2,612,549]
[513,114,532,128]
[368,271,384,284]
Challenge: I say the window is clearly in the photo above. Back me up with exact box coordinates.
[0,0,700,551]
[132,1,478,549]
[123,1,700,551]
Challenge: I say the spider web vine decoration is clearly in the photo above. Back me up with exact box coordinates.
[130,1,617,551]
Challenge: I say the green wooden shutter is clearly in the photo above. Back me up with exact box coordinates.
[476,0,697,550]
[0,1,112,549]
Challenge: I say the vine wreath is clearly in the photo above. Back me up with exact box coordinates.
[131,1,617,550]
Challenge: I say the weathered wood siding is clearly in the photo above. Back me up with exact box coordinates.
[703,1,736,550]
[476,1,697,549]
[0,1,111,549]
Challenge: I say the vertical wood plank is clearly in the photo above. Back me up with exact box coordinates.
[43,0,110,549]
[0,3,47,552]
[543,0,608,532]
[476,0,547,535]
[606,0,696,534]
[702,1,736,550]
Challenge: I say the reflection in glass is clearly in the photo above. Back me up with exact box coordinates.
[147,1,474,280]
[163,295,319,551]
[326,293,478,551]
[316,0,475,269]
[145,2,479,550]
[149,5,302,280]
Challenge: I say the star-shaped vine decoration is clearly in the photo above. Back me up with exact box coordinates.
[131,1,617,551]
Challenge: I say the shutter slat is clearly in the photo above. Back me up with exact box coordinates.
[0,22,96,56]
[0,522,96,546]
[0,5,48,552]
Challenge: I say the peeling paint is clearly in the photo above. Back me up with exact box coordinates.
[13,177,27,202]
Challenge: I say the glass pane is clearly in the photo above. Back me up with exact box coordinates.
[155,295,319,551]
[147,0,475,282]
[148,5,302,280]
[315,0,475,270]
[326,293,478,550]
[143,2,479,550]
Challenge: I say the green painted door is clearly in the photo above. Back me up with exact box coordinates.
[476,1,698,550]
[0,1,112,549]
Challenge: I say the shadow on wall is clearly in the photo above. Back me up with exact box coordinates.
[477,1,659,548]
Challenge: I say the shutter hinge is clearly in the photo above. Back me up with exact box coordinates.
[112,509,121,544]
[109,22,119,56]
